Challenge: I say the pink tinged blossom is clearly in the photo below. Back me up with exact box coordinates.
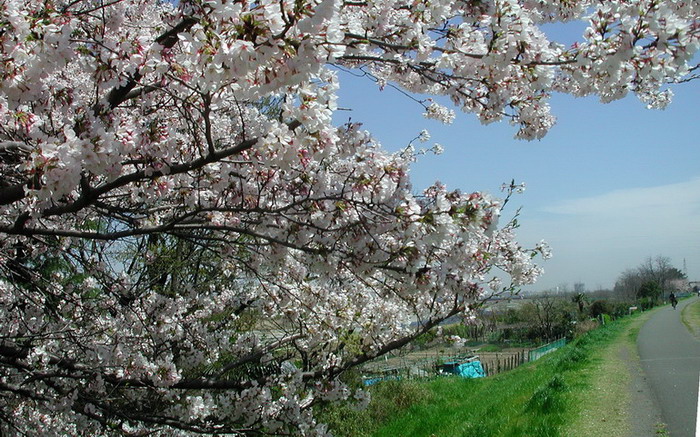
[0,0,696,434]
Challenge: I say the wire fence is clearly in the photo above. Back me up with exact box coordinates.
[361,338,567,385]
[528,337,567,362]
[479,350,528,376]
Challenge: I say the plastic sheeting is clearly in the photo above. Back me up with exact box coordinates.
[455,361,485,378]
[362,375,401,386]
[440,360,485,378]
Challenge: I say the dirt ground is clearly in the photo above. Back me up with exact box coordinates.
[561,309,663,437]
[361,344,530,378]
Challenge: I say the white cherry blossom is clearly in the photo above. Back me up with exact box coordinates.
[0,0,697,435]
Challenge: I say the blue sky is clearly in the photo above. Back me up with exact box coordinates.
[332,68,699,292]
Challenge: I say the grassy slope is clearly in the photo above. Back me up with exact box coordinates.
[681,297,700,339]
[561,310,657,437]
[321,314,647,437]
[322,308,677,437]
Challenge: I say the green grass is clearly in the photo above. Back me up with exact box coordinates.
[561,309,658,437]
[681,298,700,340]
[654,423,670,436]
[315,378,433,436]
[320,316,641,437]
[373,369,570,437]
[475,344,503,352]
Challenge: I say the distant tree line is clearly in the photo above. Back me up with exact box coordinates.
[436,256,690,345]
[613,256,687,309]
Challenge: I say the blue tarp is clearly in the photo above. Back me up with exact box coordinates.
[455,361,485,378]
[363,358,486,386]
[439,360,485,378]
[362,375,401,386]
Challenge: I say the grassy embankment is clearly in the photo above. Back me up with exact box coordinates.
[681,297,700,340]
[319,310,658,437]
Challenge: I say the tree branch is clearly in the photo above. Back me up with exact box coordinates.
[0,18,200,208]
[304,305,464,380]
[100,17,198,113]
[215,334,303,379]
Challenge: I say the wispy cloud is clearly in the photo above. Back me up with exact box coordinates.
[542,177,700,219]
[519,177,700,289]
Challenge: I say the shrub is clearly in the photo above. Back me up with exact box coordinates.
[317,379,432,437]
[572,319,599,338]
[638,296,656,311]
[588,300,613,318]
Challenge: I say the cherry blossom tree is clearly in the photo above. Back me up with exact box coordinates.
[0,0,697,434]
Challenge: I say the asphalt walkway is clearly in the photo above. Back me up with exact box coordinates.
[637,297,700,437]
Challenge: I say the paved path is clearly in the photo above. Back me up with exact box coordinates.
[637,297,700,437]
